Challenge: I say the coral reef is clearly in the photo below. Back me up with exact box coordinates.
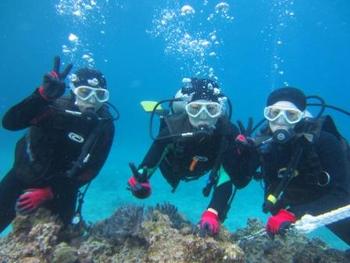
[0,209,62,262]
[90,205,146,246]
[0,204,243,262]
[233,218,349,263]
[52,242,79,263]
[147,202,193,229]
[0,204,348,262]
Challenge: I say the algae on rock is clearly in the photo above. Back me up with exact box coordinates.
[0,204,348,263]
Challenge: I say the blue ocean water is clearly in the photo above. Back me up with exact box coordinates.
[0,0,350,250]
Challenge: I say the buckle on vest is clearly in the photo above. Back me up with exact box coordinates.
[277,168,299,178]
[189,155,208,171]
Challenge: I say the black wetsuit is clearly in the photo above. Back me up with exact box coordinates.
[259,130,350,244]
[0,89,114,232]
[139,113,252,220]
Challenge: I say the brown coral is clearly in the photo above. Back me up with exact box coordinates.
[234,218,349,263]
[0,204,348,263]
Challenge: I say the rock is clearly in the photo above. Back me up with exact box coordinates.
[0,204,348,262]
[233,218,348,263]
[179,226,192,235]
[142,211,244,263]
[20,257,42,263]
[52,242,78,263]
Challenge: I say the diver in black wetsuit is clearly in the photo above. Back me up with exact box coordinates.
[250,87,350,245]
[127,78,253,236]
[0,57,115,233]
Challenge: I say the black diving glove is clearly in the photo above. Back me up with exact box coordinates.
[38,56,73,101]
[235,134,255,154]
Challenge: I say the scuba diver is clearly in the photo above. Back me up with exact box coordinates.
[248,87,350,245]
[127,78,253,236]
[0,56,116,233]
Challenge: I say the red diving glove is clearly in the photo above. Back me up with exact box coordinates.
[199,209,220,235]
[127,176,151,199]
[16,187,54,213]
[266,209,296,235]
[127,163,151,199]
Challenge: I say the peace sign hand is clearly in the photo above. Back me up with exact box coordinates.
[39,56,73,101]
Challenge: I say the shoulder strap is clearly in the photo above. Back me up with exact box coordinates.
[202,135,230,197]
[318,115,342,140]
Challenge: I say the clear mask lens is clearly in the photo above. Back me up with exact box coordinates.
[185,101,222,118]
[73,86,109,103]
[264,106,303,124]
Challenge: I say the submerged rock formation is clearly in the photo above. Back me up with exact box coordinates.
[0,204,243,262]
[0,204,348,262]
[233,218,349,263]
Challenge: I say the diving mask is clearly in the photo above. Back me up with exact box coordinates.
[185,101,222,118]
[72,86,109,103]
[264,105,304,124]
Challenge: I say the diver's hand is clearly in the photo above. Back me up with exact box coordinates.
[127,176,151,199]
[235,134,255,154]
[127,163,151,199]
[39,56,73,101]
[199,209,220,236]
[15,187,54,214]
[266,209,296,236]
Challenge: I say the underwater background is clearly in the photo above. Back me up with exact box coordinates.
[0,0,349,250]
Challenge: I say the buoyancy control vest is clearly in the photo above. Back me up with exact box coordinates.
[258,115,350,213]
[15,96,113,185]
[158,113,233,192]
